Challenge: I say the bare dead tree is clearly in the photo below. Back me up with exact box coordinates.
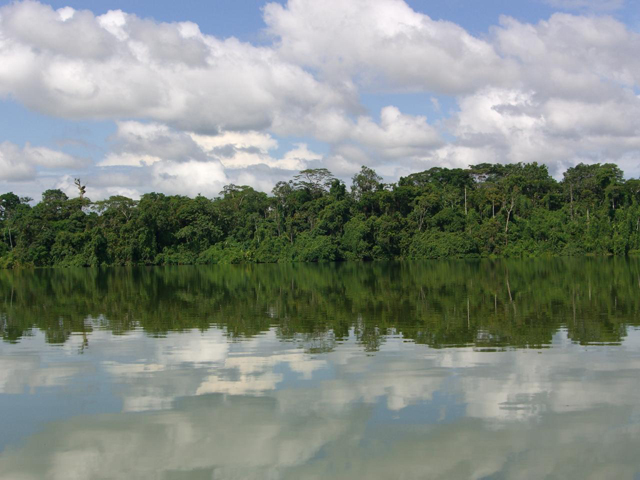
[74,178,87,199]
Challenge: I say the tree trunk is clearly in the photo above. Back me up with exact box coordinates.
[504,197,515,246]
[418,206,427,232]
[570,184,574,221]
[464,187,468,216]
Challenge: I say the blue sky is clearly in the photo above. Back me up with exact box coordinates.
[1,0,639,199]
[33,0,640,37]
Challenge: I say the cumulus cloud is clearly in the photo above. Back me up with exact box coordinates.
[2,0,640,197]
[0,143,36,181]
[424,87,640,177]
[149,159,228,197]
[264,0,513,93]
[192,131,322,170]
[278,106,446,178]
[88,121,328,197]
[99,121,207,167]
[0,141,87,182]
[0,1,354,134]
[493,14,640,97]
[190,131,279,155]
[263,2,640,179]
[352,106,444,158]
[398,13,640,177]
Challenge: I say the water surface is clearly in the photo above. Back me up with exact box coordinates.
[1,259,640,479]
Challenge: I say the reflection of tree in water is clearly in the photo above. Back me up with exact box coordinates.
[1,258,639,350]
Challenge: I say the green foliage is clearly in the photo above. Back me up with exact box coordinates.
[292,233,339,262]
[1,162,640,268]
[409,231,478,259]
[197,243,247,264]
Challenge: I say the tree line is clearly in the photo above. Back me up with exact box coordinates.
[1,162,640,267]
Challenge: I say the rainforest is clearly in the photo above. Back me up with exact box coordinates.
[1,162,639,268]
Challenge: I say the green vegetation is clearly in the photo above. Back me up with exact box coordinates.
[1,259,639,349]
[1,162,640,267]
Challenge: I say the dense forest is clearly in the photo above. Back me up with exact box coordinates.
[1,162,640,267]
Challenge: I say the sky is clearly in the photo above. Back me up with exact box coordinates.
[0,0,639,200]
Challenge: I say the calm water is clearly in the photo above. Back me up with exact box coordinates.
[1,259,640,479]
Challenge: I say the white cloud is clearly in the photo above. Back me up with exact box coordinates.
[277,143,323,170]
[99,152,161,167]
[324,148,367,177]
[90,121,328,197]
[0,143,36,181]
[23,144,89,169]
[191,131,279,154]
[0,1,354,134]
[429,87,640,177]
[98,121,207,167]
[55,172,145,200]
[263,2,640,181]
[2,0,640,197]
[0,141,86,182]
[150,159,229,197]
[264,0,512,94]
[191,131,321,170]
[493,14,640,97]
[352,106,444,157]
